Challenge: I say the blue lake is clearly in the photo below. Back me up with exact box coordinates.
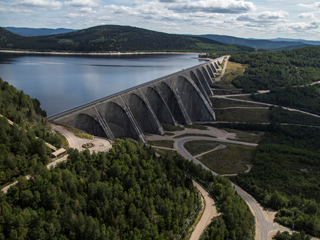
[0,53,202,116]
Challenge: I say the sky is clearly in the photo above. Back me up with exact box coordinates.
[1,0,320,40]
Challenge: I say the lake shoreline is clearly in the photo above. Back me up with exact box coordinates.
[0,50,201,56]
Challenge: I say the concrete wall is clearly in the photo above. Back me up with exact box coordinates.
[47,57,223,142]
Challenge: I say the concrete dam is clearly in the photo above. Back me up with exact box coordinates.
[47,57,223,142]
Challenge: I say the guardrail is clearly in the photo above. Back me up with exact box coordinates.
[47,58,222,120]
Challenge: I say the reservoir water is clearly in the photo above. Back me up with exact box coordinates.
[0,53,202,116]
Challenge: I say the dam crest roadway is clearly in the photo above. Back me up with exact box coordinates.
[47,57,224,142]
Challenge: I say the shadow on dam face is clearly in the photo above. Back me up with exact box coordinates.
[159,82,187,124]
[103,102,139,139]
[73,113,107,138]
[176,76,214,122]
[144,87,176,126]
[127,93,159,134]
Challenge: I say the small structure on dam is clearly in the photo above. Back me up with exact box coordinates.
[47,57,223,142]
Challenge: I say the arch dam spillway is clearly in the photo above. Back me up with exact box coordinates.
[47,57,224,143]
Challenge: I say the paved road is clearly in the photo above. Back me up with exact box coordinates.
[52,124,112,153]
[212,107,269,110]
[213,55,230,83]
[213,95,320,119]
[190,180,219,240]
[51,124,81,149]
[175,136,291,240]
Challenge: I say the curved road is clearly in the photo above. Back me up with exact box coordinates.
[175,136,291,240]
[51,124,81,150]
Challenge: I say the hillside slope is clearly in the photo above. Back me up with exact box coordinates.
[4,27,76,36]
[0,25,254,53]
[230,45,320,92]
[0,78,63,186]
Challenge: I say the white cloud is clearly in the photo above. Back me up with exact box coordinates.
[98,16,111,21]
[163,22,177,26]
[12,0,62,9]
[0,6,34,13]
[258,11,288,19]
[105,4,139,15]
[189,12,224,18]
[297,2,320,8]
[79,7,92,13]
[65,0,98,8]
[167,0,256,14]
[159,0,189,2]
[65,12,86,18]
[298,12,315,19]
[237,11,288,23]
[287,20,320,31]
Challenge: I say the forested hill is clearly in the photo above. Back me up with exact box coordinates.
[0,79,255,239]
[230,45,320,92]
[4,27,75,37]
[0,25,254,53]
[0,78,62,186]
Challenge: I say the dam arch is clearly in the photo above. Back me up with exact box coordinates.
[144,87,176,126]
[206,65,215,78]
[159,82,190,124]
[201,67,213,85]
[127,93,162,134]
[210,63,217,73]
[196,69,212,97]
[103,102,139,139]
[190,71,211,104]
[72,113,107,138]
[175,76,215,122]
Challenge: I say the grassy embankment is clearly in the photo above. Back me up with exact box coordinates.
[184,140,256,174]
[212,61,248,89]
[184,140,220,156]
[148,140,174,148]
[210,97,266,108]
[161,122,184,131]
[214,108,270,123]
[224,128,263,143]
[50,122,94,140]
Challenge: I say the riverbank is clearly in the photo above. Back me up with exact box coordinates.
[0,50,201,56]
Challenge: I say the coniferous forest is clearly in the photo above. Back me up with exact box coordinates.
[0,139,255,240]
[230,46,320,92]
[1,141,200,240]
[252,85,320,116]
[0,78,62,186]
[0,79,255,240]
[215,123,320,237]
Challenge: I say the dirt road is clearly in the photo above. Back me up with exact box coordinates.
[190,180,219,240]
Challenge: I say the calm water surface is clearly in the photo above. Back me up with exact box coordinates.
[0,53,202,116]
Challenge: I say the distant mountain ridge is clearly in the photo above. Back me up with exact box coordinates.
[268,38,320,46]
[0,25,254,53]
[192,34,313,50]
[4,27,76,36]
